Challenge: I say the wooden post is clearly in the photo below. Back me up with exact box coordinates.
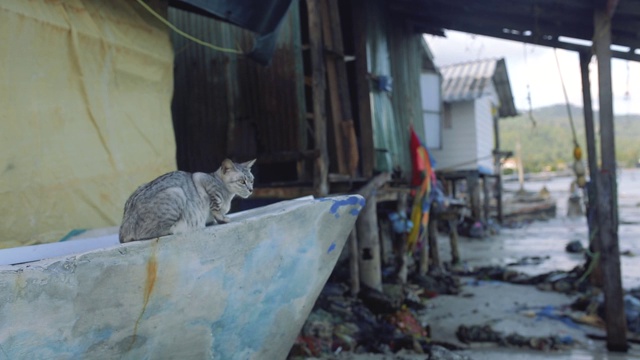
[394,192,409,283]
[467,173,481,223]
[580,51,604,287]
[348,228,360,297]
[351,0,374,177]
[594,8,628,352]
[493,109,504,223]
[426,212,440,272]
[482,176,490,222]
[306,0,329,196]
[319,0,359,177]
[356,173,391,292]
[449,219,460,265]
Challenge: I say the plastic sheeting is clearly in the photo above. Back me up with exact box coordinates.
[0,0,176,248]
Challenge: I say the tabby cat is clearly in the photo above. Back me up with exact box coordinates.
[119,158,255,243]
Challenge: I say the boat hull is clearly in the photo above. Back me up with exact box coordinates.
[0,195,364,360]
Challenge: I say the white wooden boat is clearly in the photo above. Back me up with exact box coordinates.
[0,195,364,360]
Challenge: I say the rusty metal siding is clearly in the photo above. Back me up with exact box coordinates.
[169,3,305,173]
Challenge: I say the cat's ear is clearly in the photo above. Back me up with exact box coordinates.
[221,158,235,174]
[242,159,256,168]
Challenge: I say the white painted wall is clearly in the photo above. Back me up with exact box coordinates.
[430,100,477,171]
[475,96,496,174]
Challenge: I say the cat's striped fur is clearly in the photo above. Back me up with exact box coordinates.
[119,159,255,243]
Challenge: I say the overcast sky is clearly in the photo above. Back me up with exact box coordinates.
[424,30,640,116]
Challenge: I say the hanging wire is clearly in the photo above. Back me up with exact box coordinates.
[134,0,243,55]
[522,43,536,127]
[553,48,578,148]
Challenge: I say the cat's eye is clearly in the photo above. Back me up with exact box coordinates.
[240,180,246,184]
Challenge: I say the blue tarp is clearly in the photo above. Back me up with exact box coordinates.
[170,0,295,64]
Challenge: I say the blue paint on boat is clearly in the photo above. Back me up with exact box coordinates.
[320,196,365,218]
[327,242,336,253]
[212,231,315,356]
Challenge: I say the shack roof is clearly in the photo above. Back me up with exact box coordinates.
[389,0,640,62]
[440,58,517,117]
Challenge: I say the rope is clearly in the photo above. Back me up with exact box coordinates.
[523,43,536,127]
[577,228,601,284]
[134,0,243,55]
[553,48,578,148]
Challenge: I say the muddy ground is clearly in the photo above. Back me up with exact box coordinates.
[292,170,640,360]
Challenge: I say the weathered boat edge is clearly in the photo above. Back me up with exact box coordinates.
[0,194,365,360]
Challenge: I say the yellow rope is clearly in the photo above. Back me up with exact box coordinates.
[135,0,243,55]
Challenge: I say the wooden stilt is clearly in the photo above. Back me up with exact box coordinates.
[482,176,490,222]
[579,51,604,287]
[493,110,504,223]
[467,174,481,223]
[348,228,360,297]
[394,192,409,283]
[426,211,440,272]
[449,219,460,265]
[356,173,390,292]
[594,8,628,352]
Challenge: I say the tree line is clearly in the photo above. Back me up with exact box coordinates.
[500,104,640,173]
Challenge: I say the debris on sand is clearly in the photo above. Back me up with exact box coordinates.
[456,324,574,351]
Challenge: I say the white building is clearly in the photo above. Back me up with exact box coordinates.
[426,58,517,175]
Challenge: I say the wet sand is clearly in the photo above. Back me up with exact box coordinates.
[423,169,640,359]
[319,170,640,359]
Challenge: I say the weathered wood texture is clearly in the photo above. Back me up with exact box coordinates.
[355,173,391,291]
[594,8,628,352]
[319,0,359,177]
[348,228,360,297]
[579,52,604,287]
[306,0,330,196]
[394,192,409,283]
[351,0,374,177]
[493,112,504,223]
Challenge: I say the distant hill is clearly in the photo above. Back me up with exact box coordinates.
[500,104,640,172]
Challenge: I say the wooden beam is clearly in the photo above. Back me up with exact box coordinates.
[320,0,347,175]
[594,8,628,352]
[319,0,359,177]
[580,51,604,287]
[415,23,640,62]
[351,0,375,177]
[306,0,329,196]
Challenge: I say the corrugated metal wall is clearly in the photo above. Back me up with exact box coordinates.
[169,3,306,173]
[363,0,425,179]
[387,20,426,178]
[364,0,399,174]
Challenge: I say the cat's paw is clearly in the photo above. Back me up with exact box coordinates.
[216,215,231,224]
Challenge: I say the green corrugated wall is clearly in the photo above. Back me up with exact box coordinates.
[364,0,426,179]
